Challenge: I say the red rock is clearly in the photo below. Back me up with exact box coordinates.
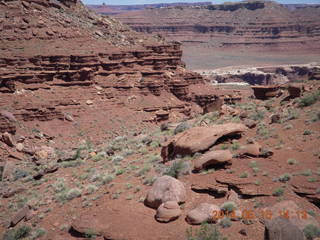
[252,85,281,100]
[193,150,233,171]
[186,203,220,225]
[145,175,186,209]
[161,123,247,161]
[155,201,181,223]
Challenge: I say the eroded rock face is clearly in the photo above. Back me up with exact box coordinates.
[145,175,186,209]
[252,85,281,100]
[161,123,247,161]
[0,0,219,145]
[193,150,233,171]
[114,1,320,51]
[186,203,220,225]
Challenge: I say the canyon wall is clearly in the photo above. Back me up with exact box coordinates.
[114,1,320,51]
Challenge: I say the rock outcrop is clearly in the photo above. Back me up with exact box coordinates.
[0,0,219,144]
[161,123,247,161]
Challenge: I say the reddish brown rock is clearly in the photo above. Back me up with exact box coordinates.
[155,201,182,223]
[288,83,304,98]
[161,123,247,161]
[262,200,319,231]
[186,203,220,225]
[252,85,281,100]
[193,150,233,171]
[1,132,15,147]
[145,175,186,209]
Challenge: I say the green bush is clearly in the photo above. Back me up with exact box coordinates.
[298,91,320,107]
[174,122,190,135]
[272,187,284,196]
[163,160,188,178]
[219,218,232,228]
[3,225,32,240]
[186,223,228,240]
[66,188,82,200]
[221,201,237,213]
[278,173,291,183]
[303,224,320,240]
[287,158,297,165]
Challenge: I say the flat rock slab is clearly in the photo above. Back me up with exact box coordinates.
[161,123,247,161]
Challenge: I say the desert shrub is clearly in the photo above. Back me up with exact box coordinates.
[307,210,316,217]
[287,158,297,165]
[85,184,98,195]
[174,122,190,135]
[239,172,248,178]
[135,165,151,177]
[31,228,46,239]
[249,110,265,121]
[278,173,291,183]
[281,108,299,122]
[163,160,188,178]
[272,187,284,196]
[220,144,229,150]
[186,223,228,240]
[256,123,270,138]
[13,169,28,181]
[302,169,312,176]
[310,111,320,122]
[283,124,293,130]
[3,225,32,240]
[249,161,258,168]
[219,218,232,228]
[65,188,82,200]
[101,174,113,185]
[303,130,312,135]
[142,177,156,186]
[221,201,237,213]
[303,224,320,240]
[298,91,320,107]
[111,155,124,163]
[115,168,125,176]
[230,142,240,151]
[53,178,66,193]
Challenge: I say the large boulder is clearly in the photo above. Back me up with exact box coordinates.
[263,201,319,231]
[145,175,186,209]
[155,201,181,223]
[193,150,233,171]
[264,217,305,240]
[161,123,247,161]
[186,203,220,225]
